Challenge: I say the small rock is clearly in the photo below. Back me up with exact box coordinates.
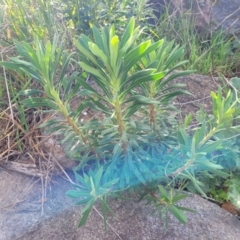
[212,0,240,35]
[149,0,240,36]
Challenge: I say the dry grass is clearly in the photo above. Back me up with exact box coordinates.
[0,104,62,213]
[1,105,43,161]
[0,105,63,178]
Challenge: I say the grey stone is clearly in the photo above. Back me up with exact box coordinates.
[149,0,240,36]
[212,0,240,35]
[148,0,211,33]
[0,170,240,240]
[21,192,240,240]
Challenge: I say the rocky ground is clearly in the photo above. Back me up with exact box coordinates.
[0,170,240,240]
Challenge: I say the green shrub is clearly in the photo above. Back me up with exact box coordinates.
[1,18,240,228]
[62,0,153,35]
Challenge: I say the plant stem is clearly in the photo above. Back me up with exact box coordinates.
[55,97,96,154]
[149,104,155,129]
[149,83,156,130]
[197,127,217,150]
[144,185,167,205]
[169,159,194,177]
[114,99,125,135]
[114,98,127,152]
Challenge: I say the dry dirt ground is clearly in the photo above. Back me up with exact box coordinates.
[0,73,239,240]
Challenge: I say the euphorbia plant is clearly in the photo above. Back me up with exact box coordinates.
[71,17,197,226]
[3,18,237,229]
[137,39,193,131]
[0,18,195,227]
[74,17,167,152]
[74,17,194,153]
[0,35,98,157]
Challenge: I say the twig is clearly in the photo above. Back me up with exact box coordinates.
[213,7,240,32]
[93,206,124,240]
[1,54,14,121]
[174,96,211,106]
[223,75,240,104]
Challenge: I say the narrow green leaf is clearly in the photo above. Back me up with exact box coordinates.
[124,102,142,118]
[160,70,194,87]
[123,71,166,96]
[168,205,187,224]
[120,17,135,49]
[177,128,190,146]
[44,125,68,133]
[124,69,156,85]
[19,89,43,96]
[101,178,119,189]
[160,90,190,102]
[88,42,110,70]
[125,40,151,65]
[184,114,192,127]
[79,200,94,227]
[92,26,105,53]
[66,190,91,198]
[124,95,158,104]
[79,62,108,84]
[94,167,103,189]
[110,35,119,73]
[76,198,92,205]
[21,98,58,110]
[198,140,223,153]
[38,119,63,128]
[172,193,189,202]
[176,205,196,213]
[74,38,99,67]
[158,185,169,199]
